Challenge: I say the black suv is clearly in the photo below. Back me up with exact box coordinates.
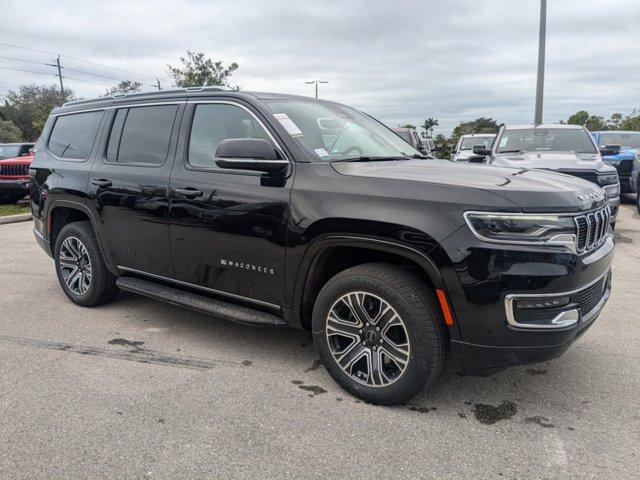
[30,88,614,404]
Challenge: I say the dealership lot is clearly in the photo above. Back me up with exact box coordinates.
[0,204,638,479]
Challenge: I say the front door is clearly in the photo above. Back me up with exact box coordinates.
[89,102,184,277]
[169,100,292,307]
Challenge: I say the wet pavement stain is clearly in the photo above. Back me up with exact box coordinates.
[526,368,548,376]
[242,360,253,366]
[525,416,554,428]
[291,380,304,385]
[473,401,517,425]
[305,359,323,371]
[108,338,145,348]
[458,412,467,419]
[409,405,437,413]
[298,384,327,396]
[336,397,343,402]
[614,232,633,243]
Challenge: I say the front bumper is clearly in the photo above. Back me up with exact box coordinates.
[0,178,30,191]
[440,224,614,372]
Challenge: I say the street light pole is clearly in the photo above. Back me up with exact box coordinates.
[534,0,547,126]
[305,80,329,98]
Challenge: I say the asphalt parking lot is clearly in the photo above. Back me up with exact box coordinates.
[1,204,639,480]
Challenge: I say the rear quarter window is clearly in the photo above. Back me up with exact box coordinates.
[48,110,104,160]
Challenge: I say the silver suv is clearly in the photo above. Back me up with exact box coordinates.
[473,124,620,224]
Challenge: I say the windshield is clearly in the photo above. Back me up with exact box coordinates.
[264,100,422,161]
[496,128,597,154]
[598,133,640,149]
[395,131,412,143]
[0,145,21,160]
[460,136,495,150]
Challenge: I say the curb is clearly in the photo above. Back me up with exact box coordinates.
[0,214,32,225]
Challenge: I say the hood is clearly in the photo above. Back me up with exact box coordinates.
[492,151,615,173]
[331,159,608,213]
[452,150,477,161]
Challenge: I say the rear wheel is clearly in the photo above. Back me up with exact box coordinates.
[637,188,640,214]
[312,263,446,405]
[54,221,118,306]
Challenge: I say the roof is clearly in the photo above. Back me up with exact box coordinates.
[460,133,496,137]
[55,86,323,116]
[0,142,34,146]
[505,124,583,130]
[591,130,640,135]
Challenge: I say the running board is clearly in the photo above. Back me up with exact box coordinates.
[116,277,286,327]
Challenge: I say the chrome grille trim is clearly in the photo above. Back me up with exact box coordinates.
[574,205,610,254]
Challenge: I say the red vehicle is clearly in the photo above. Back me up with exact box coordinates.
[0,144,35,204]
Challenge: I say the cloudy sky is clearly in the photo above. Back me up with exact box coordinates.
[1,0,639,134]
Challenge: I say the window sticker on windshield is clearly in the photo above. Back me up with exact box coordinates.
[499,137,508,148]
[273,113,303,137]
[313,148,329,158]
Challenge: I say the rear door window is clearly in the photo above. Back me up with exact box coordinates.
[107,105,178,165]
[48,110,103,160]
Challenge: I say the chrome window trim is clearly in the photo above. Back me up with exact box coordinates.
[117,266,280,311]
[504,269,611,331]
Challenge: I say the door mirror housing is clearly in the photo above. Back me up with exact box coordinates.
[600,144,621,156]
[472,147,492,156]
[214,138,288,173]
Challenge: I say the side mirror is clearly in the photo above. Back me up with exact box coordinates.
[468,155,487,164]
[432,145,442,152]
[215,139,288,173]
[472,147,492,156]
[600,144,621,156]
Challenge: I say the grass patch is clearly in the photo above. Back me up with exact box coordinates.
[0,203,30,217]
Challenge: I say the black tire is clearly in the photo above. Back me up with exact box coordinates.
[0,191,25,204]
[637,192,640,214]
[312,263,446,405]
[54,221,118,307]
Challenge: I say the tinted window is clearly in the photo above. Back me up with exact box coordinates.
[188,104,271,168]
[114,105,178,165]
[48,111,103,159]
[497,128,597,154]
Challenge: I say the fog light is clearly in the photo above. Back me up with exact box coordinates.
[516,296,570,310]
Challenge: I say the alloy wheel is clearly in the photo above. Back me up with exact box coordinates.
[326,291,411,387]
[59,236,92,295]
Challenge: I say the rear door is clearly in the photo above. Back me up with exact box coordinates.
[168,100,292,307]
[88,101,185,277]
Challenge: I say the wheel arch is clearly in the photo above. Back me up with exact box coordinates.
[46,199,116,274]
[293,235,458,335]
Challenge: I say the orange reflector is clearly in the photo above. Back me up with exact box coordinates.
[436,289,454,326]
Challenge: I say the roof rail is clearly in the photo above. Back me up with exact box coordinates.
[63,86,234,107]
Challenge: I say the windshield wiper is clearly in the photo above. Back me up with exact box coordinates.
[331,156,411,163]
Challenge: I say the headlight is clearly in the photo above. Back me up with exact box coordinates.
[596,173,619,186]
[464,212,576,246]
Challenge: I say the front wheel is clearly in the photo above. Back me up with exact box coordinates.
[637,192,640,214]
[0,191,25,204]
[312,263,446,405]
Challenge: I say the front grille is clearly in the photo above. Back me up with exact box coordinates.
[558,170,598,185]
[577,275,608,317]
[574,206,609,252]
[0,163,29,177]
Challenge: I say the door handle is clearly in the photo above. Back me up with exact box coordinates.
[174,187,203,198]
[91,178,112,188]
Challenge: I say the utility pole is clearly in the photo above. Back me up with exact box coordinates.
[305,80,329,98]
[534,0,547,126]
[156,78,162,90]
[55,55,64,94]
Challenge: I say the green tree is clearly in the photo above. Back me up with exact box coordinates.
[566,110,607,131]
[168,51,239,87]
[0,119,23,142]
[0,84,74,141]
[607,113,624,130]
[451,117,500,142]
[433,133,452,159]
[421,117,439,138]
[620,110,640,131]
[103,80,142,97]
[399,123,416,129]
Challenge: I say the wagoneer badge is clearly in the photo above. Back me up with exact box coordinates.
[578,191,604,202]
[221,259,275,275]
